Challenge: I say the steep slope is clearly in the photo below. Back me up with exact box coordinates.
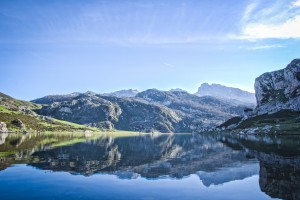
[195,83,256,105]
[254,58,300,115]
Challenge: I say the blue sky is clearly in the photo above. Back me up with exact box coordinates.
[1,0,300,100]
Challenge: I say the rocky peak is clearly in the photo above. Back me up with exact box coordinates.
[254,59,300,114]
[195,83,256,105]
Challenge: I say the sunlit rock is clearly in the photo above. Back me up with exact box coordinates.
[254,59,300,115]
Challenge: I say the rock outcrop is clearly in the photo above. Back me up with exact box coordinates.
[0,122,8,132]
[254,59,300,115]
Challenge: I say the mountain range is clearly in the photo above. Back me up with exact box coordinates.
[1,83,256,133]
[32,88,248,133]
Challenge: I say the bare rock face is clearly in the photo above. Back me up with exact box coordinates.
[254,59,300,115]
[195,83,256,105]
[0,122,8,132]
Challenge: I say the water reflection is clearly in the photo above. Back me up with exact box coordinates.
[0,132,300,199]
[29,134,256,180]
[221,134,300,200]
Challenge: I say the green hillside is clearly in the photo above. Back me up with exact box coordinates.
[0,92,98,132]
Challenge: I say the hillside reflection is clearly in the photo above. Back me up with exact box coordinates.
[0,132,300,199]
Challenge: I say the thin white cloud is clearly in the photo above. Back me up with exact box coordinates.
[236,1,300,40]
[241,2,258,24]
[249,44,284,50]
[163,62,175,68]
[240,15,300,39]
[293,0,300,7]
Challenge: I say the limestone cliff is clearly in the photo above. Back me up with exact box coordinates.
[219,59,300,133]
[254,59,300,115]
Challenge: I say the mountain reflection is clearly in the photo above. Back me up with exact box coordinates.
[0,132,300,199]
[30,134,255,180]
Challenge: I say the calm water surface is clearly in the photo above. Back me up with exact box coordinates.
[0,132,299,200]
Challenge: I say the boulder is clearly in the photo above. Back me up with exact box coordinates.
[0,122,8,132]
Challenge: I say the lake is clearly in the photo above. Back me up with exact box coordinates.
[0,132,299,200]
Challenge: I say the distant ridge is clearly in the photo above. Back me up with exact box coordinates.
[195,83,256,105]
[32,92,81,104]
[169,88,187,93]
[103,89,139,98]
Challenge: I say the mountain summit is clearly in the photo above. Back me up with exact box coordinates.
[195,83,256,105]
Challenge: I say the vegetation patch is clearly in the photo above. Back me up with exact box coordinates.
[234,110,300,134]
